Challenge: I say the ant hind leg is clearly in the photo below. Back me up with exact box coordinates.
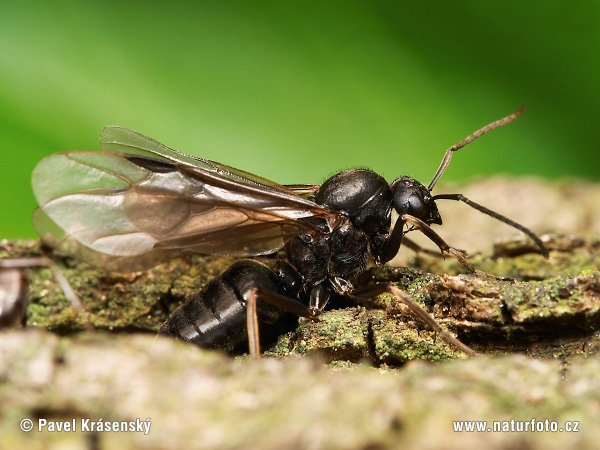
[352,282,478,357]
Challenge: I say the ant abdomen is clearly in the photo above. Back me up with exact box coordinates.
[158,260,284,351]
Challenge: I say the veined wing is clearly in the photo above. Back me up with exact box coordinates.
[32,128,336,271]
[284,184,320,199]
[100,126,301,192]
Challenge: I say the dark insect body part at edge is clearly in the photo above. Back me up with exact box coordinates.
[0,257,86,328]
[30,106,548,358]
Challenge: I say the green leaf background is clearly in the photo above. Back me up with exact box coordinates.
[1,1,598,239]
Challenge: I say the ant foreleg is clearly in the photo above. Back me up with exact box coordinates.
[352,283,478,356]
[402,214,513,281]
[376,215,407,264]
[377,213,469,263]
[402,237,468,259]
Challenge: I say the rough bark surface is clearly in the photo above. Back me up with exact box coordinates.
[1,177,599,448]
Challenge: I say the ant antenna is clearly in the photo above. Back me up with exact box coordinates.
[425,106,549,258]
[431,193,549,258]
[427,105,525,191]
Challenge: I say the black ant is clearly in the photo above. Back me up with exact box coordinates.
[31,106,547,357]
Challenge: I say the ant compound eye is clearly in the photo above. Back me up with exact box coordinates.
[395,190,426,218]
[394,189,427,219]
[407,194,425,218]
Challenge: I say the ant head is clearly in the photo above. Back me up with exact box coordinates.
[390,176,441,225]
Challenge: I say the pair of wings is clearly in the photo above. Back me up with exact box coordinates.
[32,126,337,271]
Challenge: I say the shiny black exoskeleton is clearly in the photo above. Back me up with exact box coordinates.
[158,260,287,351]
[159,170,442,351]
[159,149,547,356]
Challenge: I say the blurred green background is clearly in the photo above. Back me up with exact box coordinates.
[1,1,599,239]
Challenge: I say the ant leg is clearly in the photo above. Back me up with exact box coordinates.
[402,214,512,281]
[376,216,407,263]
[308,283,331,313]
[352,283,478,356]
[402,237,468,259]
[245,285,311,360]
[246,289,260,358]
[375,219,469,264]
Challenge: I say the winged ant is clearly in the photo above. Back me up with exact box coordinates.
[31,106,548,358]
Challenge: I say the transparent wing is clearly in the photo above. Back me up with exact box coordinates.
[100,126,301,192]
[32,128,336,271]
